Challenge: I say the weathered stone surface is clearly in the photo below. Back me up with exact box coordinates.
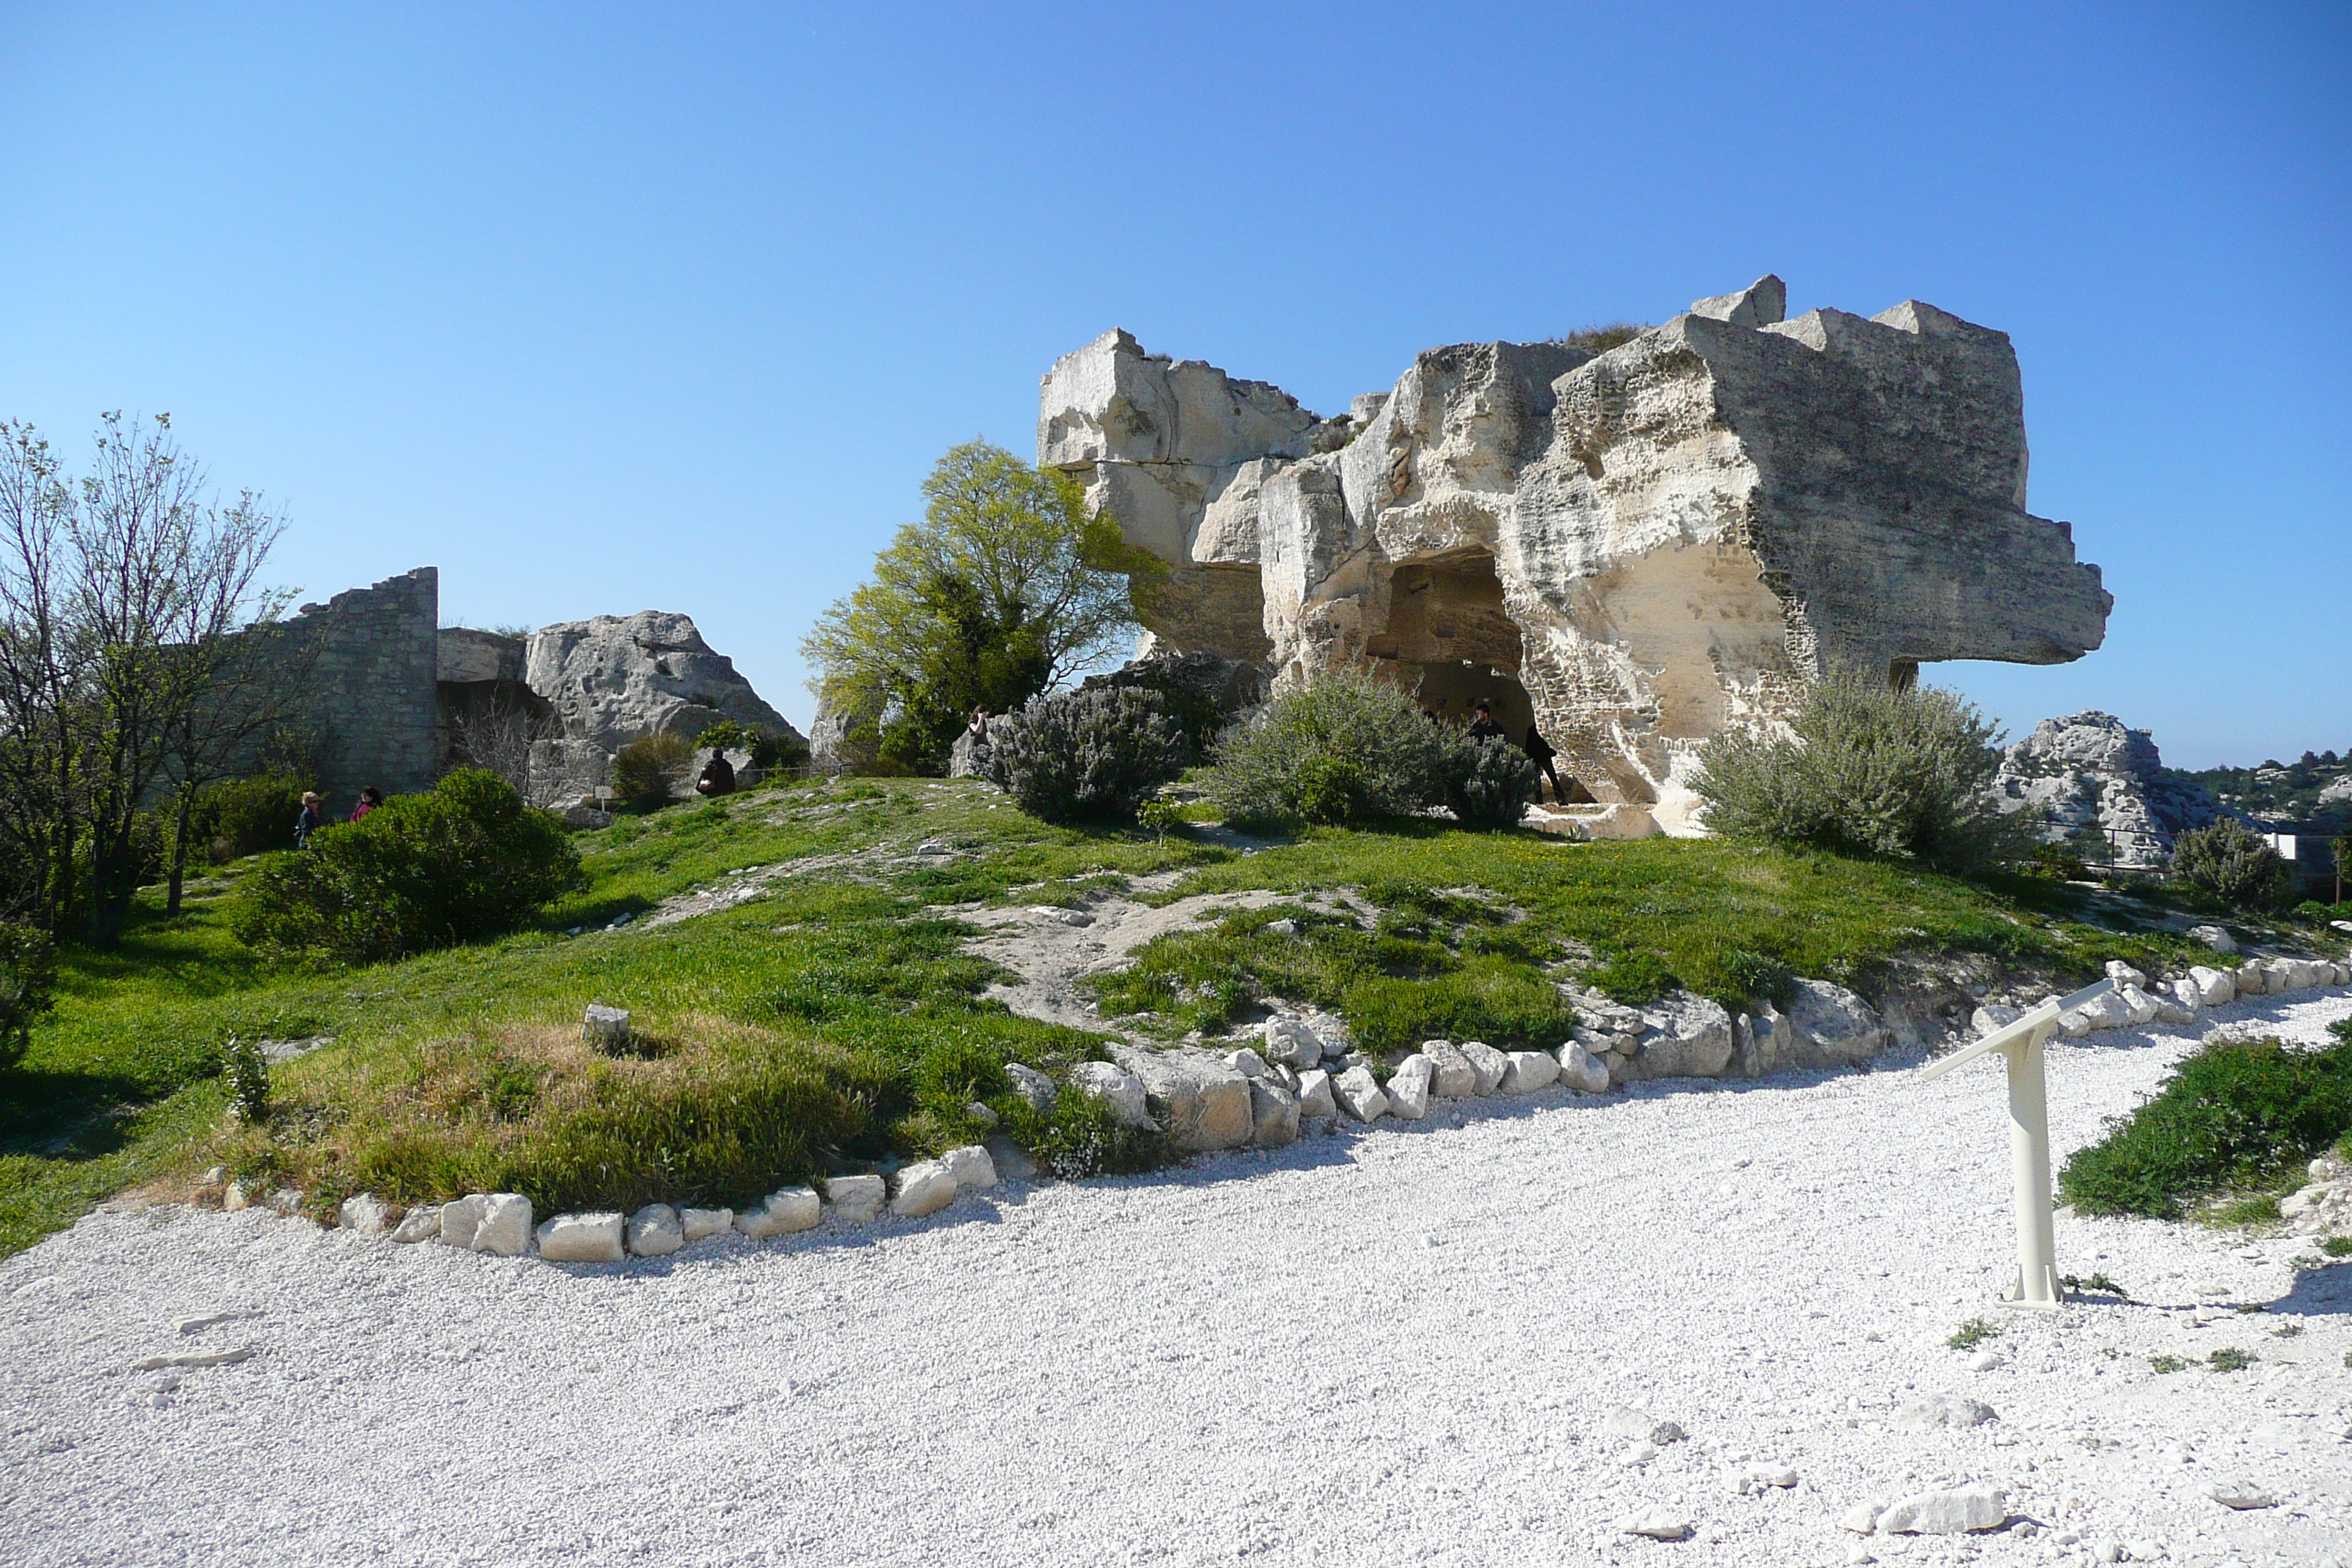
[2190,923,2237,953]
[337,1194,394,1235]
[538,1212,626,1262]
[1994,714,2229,867]
[890,1161,958,1218]
[1779,980,1890,1068]
[1297,1067,1338,1118]
[1421,1041,1478,1098]
[984,1137,1039,1183]
[1332,1065,1388,1122]
[1614,1507,1692,1542]
[1248,1079,1300,1146]
[1385,1055,1433,1120]
[1039,289,2108,807]
[582,1004,632,1052]
[1876,1484,2007,1535]
[678,1207,734,1243]
[527,611,799,756]
[940,1145,998,1191]
[1602,1406,1686,1444]
[1262,1016,1325,1071]
[1004,1062,1059,1115]
[736,1188,821,1237]
[1625,993,1736,1080]
[1110,1047,1254,1151]
[472,1194,533,1256]
[822,1175,887,1224]
[389,1204,441,1243]
[1068,1061,1152,1128]
[1499,1049,1558,1094]
[1554,1042,1610,1093]
[1224,1048,1268,1079]
[1079,651,1267,736]
[436,1194,486,1250]
[627,1204,685,1256]
[1456,1040,1510,1095]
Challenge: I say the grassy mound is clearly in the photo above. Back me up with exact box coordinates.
[0,770,2273,1255]
[2058,1020,2352,1220]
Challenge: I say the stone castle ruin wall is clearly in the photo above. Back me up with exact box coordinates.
[1039,277,2113,825]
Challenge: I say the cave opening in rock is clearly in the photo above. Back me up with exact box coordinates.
[1366,551,1594,803]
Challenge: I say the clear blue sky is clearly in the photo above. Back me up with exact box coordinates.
[2,3,2343,768]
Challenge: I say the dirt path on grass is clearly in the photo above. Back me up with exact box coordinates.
[4,990,2348,1567]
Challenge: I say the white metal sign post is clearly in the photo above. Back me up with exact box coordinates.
[1920,979,2115,1311]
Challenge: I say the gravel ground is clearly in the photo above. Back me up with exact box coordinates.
[5,991,2349,1568]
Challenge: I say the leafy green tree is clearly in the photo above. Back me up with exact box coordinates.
[802,442,1151,774]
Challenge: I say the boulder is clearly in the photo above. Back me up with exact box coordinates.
[1248,1079,1301,1146]
[1004,1062,1059,1115]
[1970,1004,2024,1038]
[1223,1048,1268,1079]
[582,1003,632,1053]
[1555,1041,1610,1093]
[1110,1047,1254,1150]
[984,1137,1039,1183]
[736,1187,821,1237]
[1261,1016,1324,1071]
[1895,1395,1997,1428]
[1625,993,1736,1079]
[1068,1061,1153,1128]
[679,1207,734,1243]
[2184,966,2236,1008]
[1876,1484,2007,1535]
[1782,979,1891,1067]
[2235,959,2269,996]
[472,1194,533,1256]
[627,1204,685,1257]
[2206,1480,2277,1511]
[1421,1041,1478,1098]
[1499,1049,1558,1094]
[823,1174,888,1223]
[537,1212,626,1263]
[2117,986,2161,1026]
[389,1204,442,1244]
[890,1161,958,1218]
[1297,1068,1338,1119]
[940,1145,998,1191]
[525,610,800,756]
[1331,1065,1388,1122]
[337,1194,395,1235]
[2104,960,2149,990]
[1385,1055,1434,1120]
[2190,924,2236,953]
[436,1194,486,1250]
[1457,1041,1510,1095]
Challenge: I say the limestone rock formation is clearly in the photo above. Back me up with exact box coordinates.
[1992,711,2231,867]
[1039,278,2111,815]
[524,611,799,756]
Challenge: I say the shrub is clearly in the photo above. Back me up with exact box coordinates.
[188,774,312,861]
[1692,672,2028,871]
[2171,820,2291,911]
[693,720,805,770]
[984,688,1190,825]
[220,1035,271,1122]
[0,922,57,1073]
[229,769,584,964]
[1209,670,1453,826]
[612,732,694,812]
[2057,1028,2352,1218]
[1444,736,1540,829]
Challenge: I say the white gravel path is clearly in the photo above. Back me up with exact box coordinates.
[5,992,2350,1568]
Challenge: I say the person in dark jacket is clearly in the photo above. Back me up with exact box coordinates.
[1522,723,1567,804]
[694,749,736,797]
[295,791,326,849]
[349,786,383,823]
[1466,701,1505,745]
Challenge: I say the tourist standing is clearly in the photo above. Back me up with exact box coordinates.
[295,791,326,849]
[349,786,383,823]
[695,749,736,797]
[1466,701,1505,744]
[1522,724,1566,804]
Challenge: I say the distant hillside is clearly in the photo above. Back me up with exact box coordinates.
[2166,748,2352,838]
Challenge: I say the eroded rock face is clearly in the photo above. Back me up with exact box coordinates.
[1992,711,2230,867]
[526,611,800,756]
[1039,280,2111,807]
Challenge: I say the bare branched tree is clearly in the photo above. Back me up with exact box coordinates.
[445,692,562,796]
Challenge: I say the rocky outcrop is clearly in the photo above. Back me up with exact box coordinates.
[526,611,797,756]
[1039,279,2110,813]
[1993,712,2231,867]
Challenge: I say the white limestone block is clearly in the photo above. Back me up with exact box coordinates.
[472,1194,532,1256]
[735,1188,821,1237]
[1499,1049,1558,1093]
[1875,1483,2007,1534]
[389,1204,441,1243]
[1331,1065,1387,1122]
[436,1194,486,1250]
[627,1204,685,1256]
[1296,1068,1337,1119]
[1555,1041,1610,1093]
[823,1175,886,1224]
[1457,1041,1509,1095]
[537,1212,625,1262]
[940,1145,998,1190]
[889,1161,957,1218]
[679,1207,734,1243]
[1385,1055,1433,1120]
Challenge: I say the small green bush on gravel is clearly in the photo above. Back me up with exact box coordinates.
[230,769,584,965]
[2058,1022,2352,1219]
[987,688,1191,825]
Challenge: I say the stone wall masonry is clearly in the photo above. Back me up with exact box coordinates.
[277,568,441,810]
